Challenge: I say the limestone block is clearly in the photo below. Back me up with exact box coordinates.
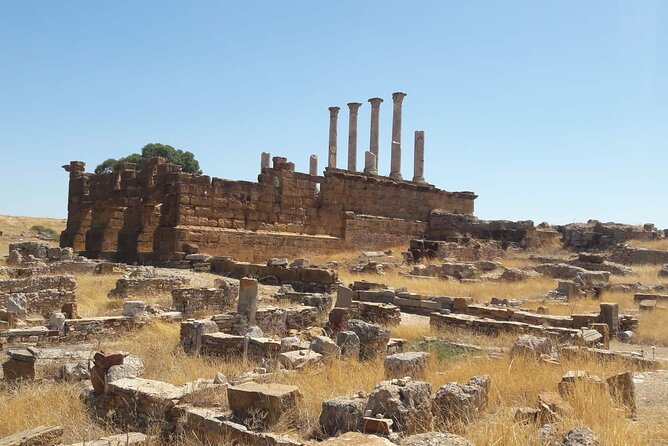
[384,352,429,379]
[227,382,301,427]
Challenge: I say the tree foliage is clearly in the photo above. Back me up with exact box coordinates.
[94,143,202,174]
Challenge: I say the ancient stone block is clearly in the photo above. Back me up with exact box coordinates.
[319,395,367,437]
[365,379,433,434]
[384,352,429,379]
[227,382,301,427]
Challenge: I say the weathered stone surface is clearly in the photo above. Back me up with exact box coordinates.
[606,371,635,414]
[336,331,361,358]
[336,286,353,308]
[61,362,90,382]
[319,395,367,436]
[238,278,259,323]
[278,349,323,369]
[348,319,390,360]
[499,268,530,282]
[432,375,491,424]
[106,355,144,383]
[599,302,619,334]
[63,432,148,446]
[510,335,551,357]
[310,432,394,445]
[384,352,429,379]
[561,427,599,446]
[227,382,301,427]
[400,432,474,446]
[0,426,64,446]
[365,379,433,434]
[310,336,341,357]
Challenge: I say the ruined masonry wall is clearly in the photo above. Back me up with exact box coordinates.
[61,157,476,262]
[0,275,77,317]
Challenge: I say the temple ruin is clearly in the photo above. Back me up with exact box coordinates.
[60,92,477,262]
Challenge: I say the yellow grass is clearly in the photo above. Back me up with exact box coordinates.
[75,274,124,316]
[628,238,668,250]
[106,320,250,385]
[0,215,66,266]
[0,381,112,443]
[268,350,666,445]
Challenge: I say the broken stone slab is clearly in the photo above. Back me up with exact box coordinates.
[237,278,258,323]
[7,293,27,318]
[310,335,341,357]
[384,352,429,379]
[227,382,301,427]
[365,378,433,435]
[361,417,393,435]
[336,331,361,358]
[400,432,474,446]
[514,407,541,424]
[432,375,490,425]
[63,432,148,446]
[319,394,367,437]
[347,319,390,360]
[510,335,551,358]
[61,361,90,382]
[606,371,636,415]
[309,432,394,445]
[335,285,353,308]
[122,300,146,318]
[106,355,145,383]
[0,426,64,446]
[278,349,323,369]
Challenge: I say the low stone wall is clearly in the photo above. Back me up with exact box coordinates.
[350,301,401,326]
[108,277,189,298]
[609,246,668,265]
[64,316,145,342]
[560,222,660,250]
[210,257,337,293]
[0,275,77,317]
[172,287,237,316]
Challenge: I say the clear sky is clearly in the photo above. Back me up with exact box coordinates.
[1,1,666,227]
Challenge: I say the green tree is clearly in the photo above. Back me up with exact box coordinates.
[94,143,202,174]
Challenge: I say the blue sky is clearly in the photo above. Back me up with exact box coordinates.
[1,1,666,227]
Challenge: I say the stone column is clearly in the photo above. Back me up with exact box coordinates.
[328,107,340,168]
[368,97,383,170]
[413,130,425,183]
[238,277,258,323]
[309,154,318,176]
[261,152,271,171]
[390,92,407,179]
[364,151,377,175]
[347,102,362,171]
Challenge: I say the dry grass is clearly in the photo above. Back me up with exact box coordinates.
[0,215,66,266]
[0,381,113,443]
[628,239,668,250]
[268,350,666,445]
[106,320,250,385]
[75,274,123,316]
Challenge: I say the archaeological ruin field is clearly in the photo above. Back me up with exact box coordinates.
[2,94,668,446]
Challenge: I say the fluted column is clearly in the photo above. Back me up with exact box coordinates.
[390,92,407,179]
[368,97,383,170]
[309,154,318,176]
[347,102,362,171]
[413,130,425,183]
[328,107,340,168]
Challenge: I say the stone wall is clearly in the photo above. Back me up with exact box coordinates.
[609,245,668,265]
[61,155,476,263]
[560,221,661,250]
[172,287,237,316]
[0,275,77,317]
[108,276,190,299]
[426,211,537,247]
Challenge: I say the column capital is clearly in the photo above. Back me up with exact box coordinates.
[392,92,407,102]
[328,106,340,115]
[347,102,363,112]
[368,97,384,107]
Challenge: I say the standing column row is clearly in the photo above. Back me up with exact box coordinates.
[325,91,425,183]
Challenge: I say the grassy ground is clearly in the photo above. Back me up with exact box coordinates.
[0,215,66,266]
